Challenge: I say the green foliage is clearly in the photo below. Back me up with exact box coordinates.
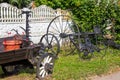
[0,0,8,3]
[0,0,31,8]
[35,0,120,42]
[9,0,31,8]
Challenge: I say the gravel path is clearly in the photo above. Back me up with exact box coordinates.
[91,71,120,80]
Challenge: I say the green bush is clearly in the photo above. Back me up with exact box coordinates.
[35,0,120,43]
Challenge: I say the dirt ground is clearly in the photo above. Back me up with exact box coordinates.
[89,68,120,80]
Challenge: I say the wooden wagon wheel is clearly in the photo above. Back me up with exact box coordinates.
[46,15,80,55]
[36,53,56,79]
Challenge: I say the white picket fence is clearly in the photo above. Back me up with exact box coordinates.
[0,3,67,43]
[0,3,59,23]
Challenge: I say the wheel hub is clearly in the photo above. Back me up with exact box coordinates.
[59,33,68,38]
[44,63,53,72]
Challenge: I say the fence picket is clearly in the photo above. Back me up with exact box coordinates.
[0,3,60,23]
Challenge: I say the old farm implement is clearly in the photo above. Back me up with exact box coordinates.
[0,8,60,79]
[46,15,107,58]
[0,8,119,80]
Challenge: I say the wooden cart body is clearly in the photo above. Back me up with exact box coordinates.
[0,45,40,65]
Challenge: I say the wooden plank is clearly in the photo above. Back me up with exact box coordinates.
[0,48,27,64]
[0,50,14,59]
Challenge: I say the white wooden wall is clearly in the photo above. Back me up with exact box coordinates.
[0,3,64,43]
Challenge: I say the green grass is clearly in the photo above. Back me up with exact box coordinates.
[0,48,120,80]
[53,48,120,80]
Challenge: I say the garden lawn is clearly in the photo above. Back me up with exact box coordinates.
[53,48,120,80]
[0,48,120,80]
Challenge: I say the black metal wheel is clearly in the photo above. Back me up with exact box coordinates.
[40,34,60,56]
[79,51,94,60]
[95,35,107,50]
[94,35,108,58]
[36,53,56,79]
[47,15,80,54]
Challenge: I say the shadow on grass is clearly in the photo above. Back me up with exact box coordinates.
[0,68,35,79]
